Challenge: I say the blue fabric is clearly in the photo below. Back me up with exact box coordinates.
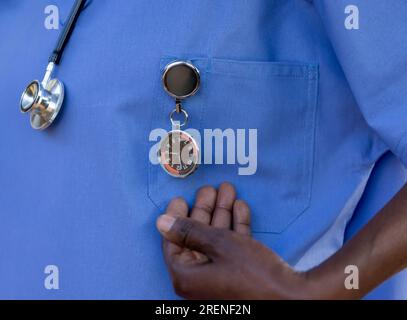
[0,0,406,298]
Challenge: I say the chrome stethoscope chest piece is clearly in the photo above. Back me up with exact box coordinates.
[20,0,85,130]
[20,73,65,130]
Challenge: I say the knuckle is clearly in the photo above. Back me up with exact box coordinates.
[214,206,231,216]
[191,210,210,225]
[193,203,213,214]
[229,231,241,244]
[178,219,195,245]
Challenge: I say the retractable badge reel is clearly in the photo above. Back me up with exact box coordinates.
[159,61,201,178]
[19,0,86,130]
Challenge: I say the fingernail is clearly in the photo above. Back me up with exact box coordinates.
[157,215,176,233]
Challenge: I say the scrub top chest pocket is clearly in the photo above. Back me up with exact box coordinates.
[149,57,318,234]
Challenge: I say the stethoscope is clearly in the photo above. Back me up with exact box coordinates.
[20,0,86,130]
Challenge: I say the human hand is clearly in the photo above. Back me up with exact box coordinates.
[156,182,309,299]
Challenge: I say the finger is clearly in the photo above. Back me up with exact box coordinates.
[211,182,235,229]
[157,215,224,258]
[163,239,183,263]
[189,186,217,262]
[163,197,189,258]
[163,197,207,263]
[233,200,251,236]
[165,197,189,218]
[190,186,217,224]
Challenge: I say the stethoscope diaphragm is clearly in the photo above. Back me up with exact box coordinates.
[20,77,65,130]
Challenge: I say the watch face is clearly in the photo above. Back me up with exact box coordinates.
[158,130,199,178]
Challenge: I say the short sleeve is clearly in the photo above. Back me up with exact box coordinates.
[314,0,407,167]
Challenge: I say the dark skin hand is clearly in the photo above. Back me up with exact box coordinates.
[156,182,407,299]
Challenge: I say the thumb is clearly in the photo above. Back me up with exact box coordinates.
[156,214,220,256]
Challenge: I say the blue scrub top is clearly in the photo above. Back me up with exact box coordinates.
[1,0,406,299]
